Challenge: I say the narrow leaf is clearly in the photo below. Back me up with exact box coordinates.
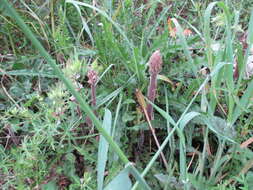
[104,168,132,190]
[179,111,200,129]
[97,109,112,190]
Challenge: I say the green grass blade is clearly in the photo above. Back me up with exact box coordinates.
[217,2,234,123]
[96,75,135,108]
[204,2,217,69]
[66,0,131,47]
[232,79,253,125]
[199,127,209,177]
[203,2,218,114]
[140,2,157,55]
[104,167,132,190]
[97,109,112,190]
[204,2,235,121]
[0,70,57,78]
[232,9,253,125]
[112,93,123,138]
[179,112,201,130]
[178,129,187,186]
[146,6,170,41]
[70,3,94,45]
[247,9,253,44]
[171,18,198,76]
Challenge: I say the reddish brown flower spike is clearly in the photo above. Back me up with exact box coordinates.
[149,50,163,74]
[87,69,98,85]
[86,69,98,127]
[146,50,163,120]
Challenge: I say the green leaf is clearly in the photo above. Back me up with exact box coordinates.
[12,62,26,70]
[70,2,94,45]
[247,10,253,44]
[154,174,183,189]
[188,174,212,189]
[122,112,135,123]
[104,168,132,190]
[179,111,200,129]
[201,115,236,143]
[41,180,58,190]
[170,18,197,75]
[232,10,253,124]
[0,69,57,78]
[246,171,253,187]
[97,109,112,190]
[154,173,169,184]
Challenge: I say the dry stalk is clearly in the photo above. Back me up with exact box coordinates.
[136,89,169,170]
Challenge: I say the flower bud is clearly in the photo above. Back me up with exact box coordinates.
[149,50,163,74]
[87,69,98,86]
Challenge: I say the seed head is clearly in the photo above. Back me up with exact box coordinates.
[149,50,163,74]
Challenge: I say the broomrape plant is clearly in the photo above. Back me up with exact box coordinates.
[2,0,253,189]
[146,50,163,121]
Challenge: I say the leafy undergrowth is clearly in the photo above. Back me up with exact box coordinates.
[1,0,253,190]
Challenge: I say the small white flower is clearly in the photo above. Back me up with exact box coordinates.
[211,43,221,52]
[245,55,253,78]
[250,44,253,55]
[97,23,103,27]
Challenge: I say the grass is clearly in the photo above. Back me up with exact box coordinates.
[1,0,253,189]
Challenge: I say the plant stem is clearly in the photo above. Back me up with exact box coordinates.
[136,89,168,170]
[147,73,157,120]
[91,84,96,107]
[50,0,55,37]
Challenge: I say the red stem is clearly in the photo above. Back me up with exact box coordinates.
[147,73,157,120]
[91,84,96,107]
